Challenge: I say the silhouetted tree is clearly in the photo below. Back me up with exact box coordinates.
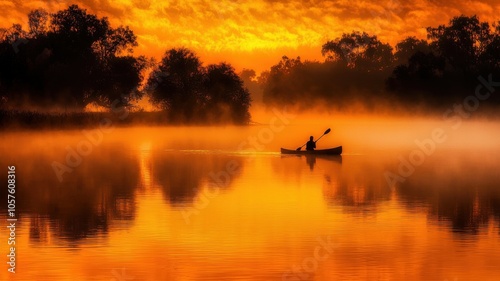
[262,45,391,108]
[48,5,143,109]
[394,37,430,65]
[427,15,492,73]
[239,68,263,104]
[0,24,27,44]
[0,5,145,110]
[387,52,446,104]
[147,48,204,122]
[28,9,49,38]
[388,15,500,107]
[204,63,251,123]
[480,31,500,72]
[147,48,251,124]
[322,32,394,71]
[261,56,305,105]
[259,16,500,111]
[93,26,137,62]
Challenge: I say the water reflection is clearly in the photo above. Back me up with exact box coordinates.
[319,156,391,215]
[29,215,49,243]
[0,140,246,245]
[396,153,500,234]
[306,155,316,170]
[2,146,500,240]
[0,143,140,242]
[0,129,499,280]
[151,151,244,204]
[305,155,342,171]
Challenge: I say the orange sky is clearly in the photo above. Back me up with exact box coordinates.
[1,0,499,72]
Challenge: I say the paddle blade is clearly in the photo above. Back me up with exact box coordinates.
[324,128,331,134]
[296,147,302,151]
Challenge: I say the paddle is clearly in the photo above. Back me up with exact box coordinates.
[296,128,331,151]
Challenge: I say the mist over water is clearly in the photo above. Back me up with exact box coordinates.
[1,3,499,279]
[0,113,499,280]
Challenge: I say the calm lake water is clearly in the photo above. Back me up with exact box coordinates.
[1,120,500,281]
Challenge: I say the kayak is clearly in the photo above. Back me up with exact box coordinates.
[280,146,342,155]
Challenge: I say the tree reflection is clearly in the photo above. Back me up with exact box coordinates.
[320,153,500,234]
[322,157,391,214]
[150,152,244,204]
[0,143,139,243]
[397,156,500,234]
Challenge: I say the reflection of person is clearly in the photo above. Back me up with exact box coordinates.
[306,136,316,151]
[306,155,316,171]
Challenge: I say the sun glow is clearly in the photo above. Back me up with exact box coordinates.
[2,0,499,72]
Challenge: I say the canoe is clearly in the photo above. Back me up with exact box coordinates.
[280,146,342,155]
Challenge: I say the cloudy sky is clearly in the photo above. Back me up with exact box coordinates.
[1,0,499,72]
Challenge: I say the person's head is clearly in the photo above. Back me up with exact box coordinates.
[309,136,313,141]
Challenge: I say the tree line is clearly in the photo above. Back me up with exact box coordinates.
[0,5,251,124]
[259,15,500,111]
[1,5,499,123]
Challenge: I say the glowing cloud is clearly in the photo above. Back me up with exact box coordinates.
[1,0,499,72]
